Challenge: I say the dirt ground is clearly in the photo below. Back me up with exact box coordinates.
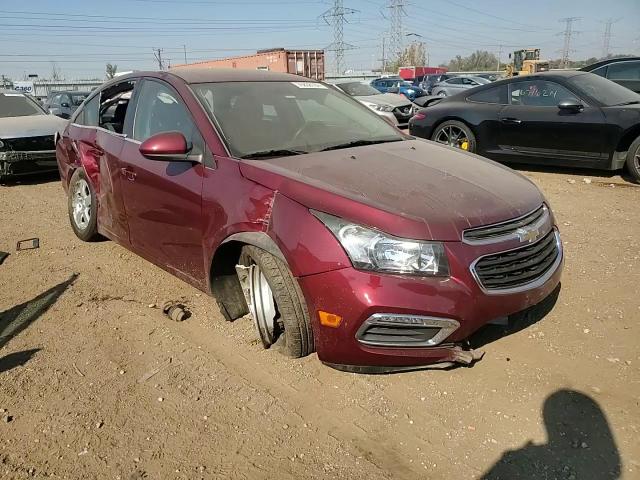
[0,167,638,480]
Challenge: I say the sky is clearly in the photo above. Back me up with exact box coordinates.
[0,0,638,80]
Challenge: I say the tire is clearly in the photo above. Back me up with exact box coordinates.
[625,135,640,182]
[437,90,447,97]
[431,120,477,153]
[239,246,314,358]
[68,168,99,241]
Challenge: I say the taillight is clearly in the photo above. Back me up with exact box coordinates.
[413,112,426,121]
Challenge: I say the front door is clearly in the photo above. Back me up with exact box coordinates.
[118,78,206,285]
[497,79,608,166]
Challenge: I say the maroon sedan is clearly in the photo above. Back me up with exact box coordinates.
[56,68,563,372]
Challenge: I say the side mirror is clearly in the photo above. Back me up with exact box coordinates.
[388,87,400,94]
[61,102,70,108]
[557,101,584,113]
[139,131,197,162]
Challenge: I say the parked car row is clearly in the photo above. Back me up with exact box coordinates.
[408,71,640,181]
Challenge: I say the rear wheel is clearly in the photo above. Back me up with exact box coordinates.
[625,135,640,182]
[436,90,447,97]
[68,169,99,241]
[431,120,476,153]
[237,246,314,358]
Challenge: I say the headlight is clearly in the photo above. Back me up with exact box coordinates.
[361,101,395,113]
[312,211,449,276]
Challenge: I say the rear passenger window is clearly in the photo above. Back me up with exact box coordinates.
[607,61,640,80]
[509,81,579,107]
[74,95,99,126]
[98,80,136,134]
[468,85,508,104]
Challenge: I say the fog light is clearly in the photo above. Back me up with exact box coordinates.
[319,311,342,328]
[356,314,459,347]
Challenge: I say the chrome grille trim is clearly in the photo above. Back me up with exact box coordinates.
[470,229,562,295]
[463,204,550,245]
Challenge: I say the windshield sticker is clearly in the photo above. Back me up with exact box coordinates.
[291,82,327,89]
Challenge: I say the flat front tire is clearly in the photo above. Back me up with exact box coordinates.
[68,168,99,241]
[239,246,314,358]
[626,136,640,182]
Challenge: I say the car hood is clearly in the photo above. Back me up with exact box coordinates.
[0,114,67,139]
[355,93,412,107]
[239,139,544,241]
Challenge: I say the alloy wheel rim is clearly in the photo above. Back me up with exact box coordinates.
[72,179,91,230]
[634,144,640,171]
[247,263,277,348]
[435,125,470,151]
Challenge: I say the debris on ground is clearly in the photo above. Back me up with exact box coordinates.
[0,251,8,265]
[16,238,40,251]
[161,301,190,322]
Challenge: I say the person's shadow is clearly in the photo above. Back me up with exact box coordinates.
[481,389,621,479]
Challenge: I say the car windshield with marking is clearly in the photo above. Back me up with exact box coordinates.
[192,81,404,158]
[0,92,46,118]
[569,72,640,106]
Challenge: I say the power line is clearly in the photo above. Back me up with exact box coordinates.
[559,17,580,68]
[322,0,357,75]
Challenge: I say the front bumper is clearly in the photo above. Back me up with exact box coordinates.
[298,238,563,369]
[0,150,59,179]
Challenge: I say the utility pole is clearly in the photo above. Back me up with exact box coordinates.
[497,44,503,72]
[321,0,357,75]
[559,17,580,69]
[388,0,406,65]
[601,18,619,58]
[153,48,165,70]
[183,45,188,65]
[380,37,387,72]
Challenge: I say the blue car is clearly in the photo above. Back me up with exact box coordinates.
[370,77,427,101]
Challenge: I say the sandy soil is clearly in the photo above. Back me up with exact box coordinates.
[0,168,638,480]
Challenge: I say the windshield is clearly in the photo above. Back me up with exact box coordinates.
[192,81,404,158]
[0,92,45,118]
[71,93,89,106]
[569,72,640,106]
[337,82,381,96]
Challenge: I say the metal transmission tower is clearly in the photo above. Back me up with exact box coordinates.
[322,0,357,75]
[388,0,406,63]
[559,17,580,69]
[601,18,619,58]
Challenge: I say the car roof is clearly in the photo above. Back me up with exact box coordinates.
[580,56,640,72]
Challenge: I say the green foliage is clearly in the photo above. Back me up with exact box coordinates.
[387,42,427,72]
[444,50,499,71]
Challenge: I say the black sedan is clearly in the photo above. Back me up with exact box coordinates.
[409,71,640,181]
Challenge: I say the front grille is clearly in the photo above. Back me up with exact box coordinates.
[463,205,548,244]
[2,150,56,162]
[356,314,459,347]
[473,230,560,291]
[2,135,55,152]
[393,105,413,121]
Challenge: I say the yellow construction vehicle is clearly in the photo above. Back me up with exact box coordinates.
[506,49,550,77]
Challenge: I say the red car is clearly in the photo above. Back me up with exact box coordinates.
[56,69,563,372]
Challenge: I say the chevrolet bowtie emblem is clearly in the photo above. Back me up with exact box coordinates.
[516,226,540,244]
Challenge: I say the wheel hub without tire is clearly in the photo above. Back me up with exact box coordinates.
[237,264,277,348]
[72,178,92,230]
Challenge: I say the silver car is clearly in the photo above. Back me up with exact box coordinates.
[432,76,491,97]
[334,81,416,128]
[0,89,66,181]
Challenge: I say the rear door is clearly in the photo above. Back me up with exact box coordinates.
[118,78,206,283]
[496,79,608,166]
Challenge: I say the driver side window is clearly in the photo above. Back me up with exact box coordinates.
[132,80,203,154]
[509,81,579,107]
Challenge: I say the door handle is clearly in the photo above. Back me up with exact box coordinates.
[501,117,522,125]
[120,167,137,181]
